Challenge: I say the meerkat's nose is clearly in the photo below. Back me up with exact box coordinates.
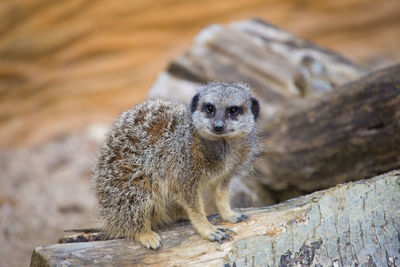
[213,120,225,132]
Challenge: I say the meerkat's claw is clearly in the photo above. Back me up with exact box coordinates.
[219,233,233,243]
[207,227,233,242]
[237,214,248,222]
[136,231,162,250]
[218,231,234,242]
[221,212,249,223]
[217,226,237,235]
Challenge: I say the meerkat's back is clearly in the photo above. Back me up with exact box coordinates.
[97,99,192,178]
[95,100,192,240]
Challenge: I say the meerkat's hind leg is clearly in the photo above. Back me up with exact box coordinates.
[134,200,162,249]
[135,230,161,249]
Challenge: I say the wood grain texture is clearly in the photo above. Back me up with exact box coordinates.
[1,0,400,147]
[30,170,400,266]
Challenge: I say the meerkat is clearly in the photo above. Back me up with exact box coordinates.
[94,82,260,249]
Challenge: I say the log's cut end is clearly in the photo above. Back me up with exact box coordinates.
[30,170,400,266]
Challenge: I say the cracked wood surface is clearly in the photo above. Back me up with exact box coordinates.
[31,170,400,266]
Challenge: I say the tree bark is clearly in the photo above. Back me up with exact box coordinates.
[30,170,400,266]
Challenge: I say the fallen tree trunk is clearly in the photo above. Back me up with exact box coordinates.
[31,170,400,266]
[257,64,400,192]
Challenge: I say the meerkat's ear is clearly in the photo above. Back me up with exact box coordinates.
[190,93,200,113]
[250,97,260,120]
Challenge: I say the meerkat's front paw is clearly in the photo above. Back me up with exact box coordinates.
[202,226,236,243]
[222,211,249,223]
[135,230,162,249]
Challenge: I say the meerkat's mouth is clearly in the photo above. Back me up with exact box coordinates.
[197,127,239,140]
[208,127,236,137]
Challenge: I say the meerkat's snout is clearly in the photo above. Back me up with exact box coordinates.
[212,110,225,133]
[213,119,225,133]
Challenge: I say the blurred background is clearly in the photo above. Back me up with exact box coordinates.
[0,0,399,266]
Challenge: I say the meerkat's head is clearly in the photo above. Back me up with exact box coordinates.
[190,82,260,140]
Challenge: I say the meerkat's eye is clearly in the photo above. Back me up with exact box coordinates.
[203,103,215,115]
[228,106,242,117]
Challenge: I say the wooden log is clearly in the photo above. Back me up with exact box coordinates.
[149,19,366,118]
[30,170,400,266]
[257,64,400,192]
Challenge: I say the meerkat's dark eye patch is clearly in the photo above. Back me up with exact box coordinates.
[203,103,215,115]
[251,97,260,120]
[190,93,200,113]
[227,106,242,117]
